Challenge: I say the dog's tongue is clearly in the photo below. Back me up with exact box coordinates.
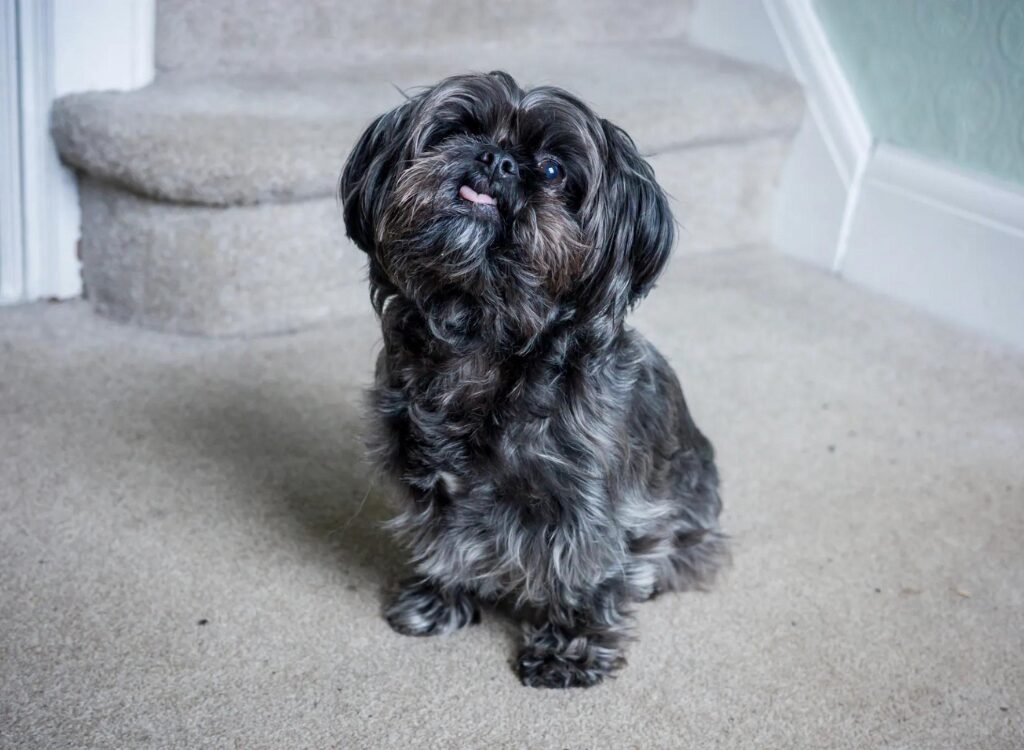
[459,185,497,206]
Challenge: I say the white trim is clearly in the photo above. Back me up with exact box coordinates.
[763,0,870,186]
[840,144,1024,349]
[831,144,871,272]
[0,0,24,302]
[762,0,863,273]
[3,0,155,304]
[18,0,71,300]
[867,147,1024,239]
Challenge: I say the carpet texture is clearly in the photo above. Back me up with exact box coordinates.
[50,35,802,337]
[76,178,360,337]
[51,40,802,206]
[1,248,1022,748]
[71,135,790,338]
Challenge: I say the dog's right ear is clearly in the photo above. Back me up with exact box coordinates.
[340,101,413,254]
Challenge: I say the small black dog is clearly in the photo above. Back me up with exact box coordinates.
[340,71,727,688]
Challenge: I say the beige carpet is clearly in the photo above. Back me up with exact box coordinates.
[1,248,1022,749]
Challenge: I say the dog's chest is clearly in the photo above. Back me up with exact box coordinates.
[380,369,618,598]
[373,339,628,599]
[376,346,572,501]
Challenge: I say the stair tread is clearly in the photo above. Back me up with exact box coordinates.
[52,39,803,206]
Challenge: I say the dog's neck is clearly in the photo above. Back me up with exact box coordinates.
[371,274,622,417]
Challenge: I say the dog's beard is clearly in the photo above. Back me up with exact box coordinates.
[377,138,587,334]
[378,145,503,296]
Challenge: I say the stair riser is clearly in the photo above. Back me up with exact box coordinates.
[157,0,696,74]
[653,136,791,252]
[79,178,366,336]
[77,133,789,336]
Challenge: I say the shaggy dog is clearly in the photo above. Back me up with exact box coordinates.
[340,71,727,688]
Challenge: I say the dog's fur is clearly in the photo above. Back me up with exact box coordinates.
[340,71,727,688]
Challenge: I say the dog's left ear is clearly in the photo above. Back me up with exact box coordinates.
[600,120,675,305]
[340,100,414,255]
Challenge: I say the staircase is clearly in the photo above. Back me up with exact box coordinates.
[52,0,803,336]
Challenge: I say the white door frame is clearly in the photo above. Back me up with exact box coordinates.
[1,0,25,302]
[0,0,154,304]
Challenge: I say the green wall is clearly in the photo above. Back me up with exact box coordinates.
[814,0,1024,186]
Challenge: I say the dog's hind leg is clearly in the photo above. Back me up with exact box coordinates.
[654,524,730,596]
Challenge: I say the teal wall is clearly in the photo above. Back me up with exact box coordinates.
[814,0,1024,186]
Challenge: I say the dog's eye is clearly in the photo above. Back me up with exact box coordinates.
[539,159,564,183]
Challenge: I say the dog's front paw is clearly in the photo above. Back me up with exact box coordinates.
[516,624,624,688]
[384,578,479,637]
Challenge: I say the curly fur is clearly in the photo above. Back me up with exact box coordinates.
[340,71,728,688]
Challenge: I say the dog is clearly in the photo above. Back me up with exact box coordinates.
[340,71,727,688]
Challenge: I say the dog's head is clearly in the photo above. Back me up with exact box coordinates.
[340,71,673,337]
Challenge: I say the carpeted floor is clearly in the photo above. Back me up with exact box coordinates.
[1,248,1022,749]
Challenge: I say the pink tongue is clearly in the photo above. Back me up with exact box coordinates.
[459,185,496,205]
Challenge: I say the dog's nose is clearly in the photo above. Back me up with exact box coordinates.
[477,146,519,181]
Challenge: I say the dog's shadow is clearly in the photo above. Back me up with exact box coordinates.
[147,371,525,656]
[149,376,406,591]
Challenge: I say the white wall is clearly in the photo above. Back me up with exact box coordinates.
[53,0,154,95]
[688,0,790,74]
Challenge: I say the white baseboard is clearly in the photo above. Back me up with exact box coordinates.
[770,116,848,269]
[762,0,1024,349]
[842,147,1024,349]
[763,0,868,185]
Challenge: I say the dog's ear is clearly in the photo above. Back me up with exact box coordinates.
[599,120,675,305]
[340,101,413,254]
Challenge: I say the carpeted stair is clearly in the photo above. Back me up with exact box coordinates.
[52,0,803,335]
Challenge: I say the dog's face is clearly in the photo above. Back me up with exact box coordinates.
[341,71,673,332]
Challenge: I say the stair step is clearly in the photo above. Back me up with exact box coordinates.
[654,135,793,253]
[77,178,362,337]
[52,39,804,336]
[53,40,803,206]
